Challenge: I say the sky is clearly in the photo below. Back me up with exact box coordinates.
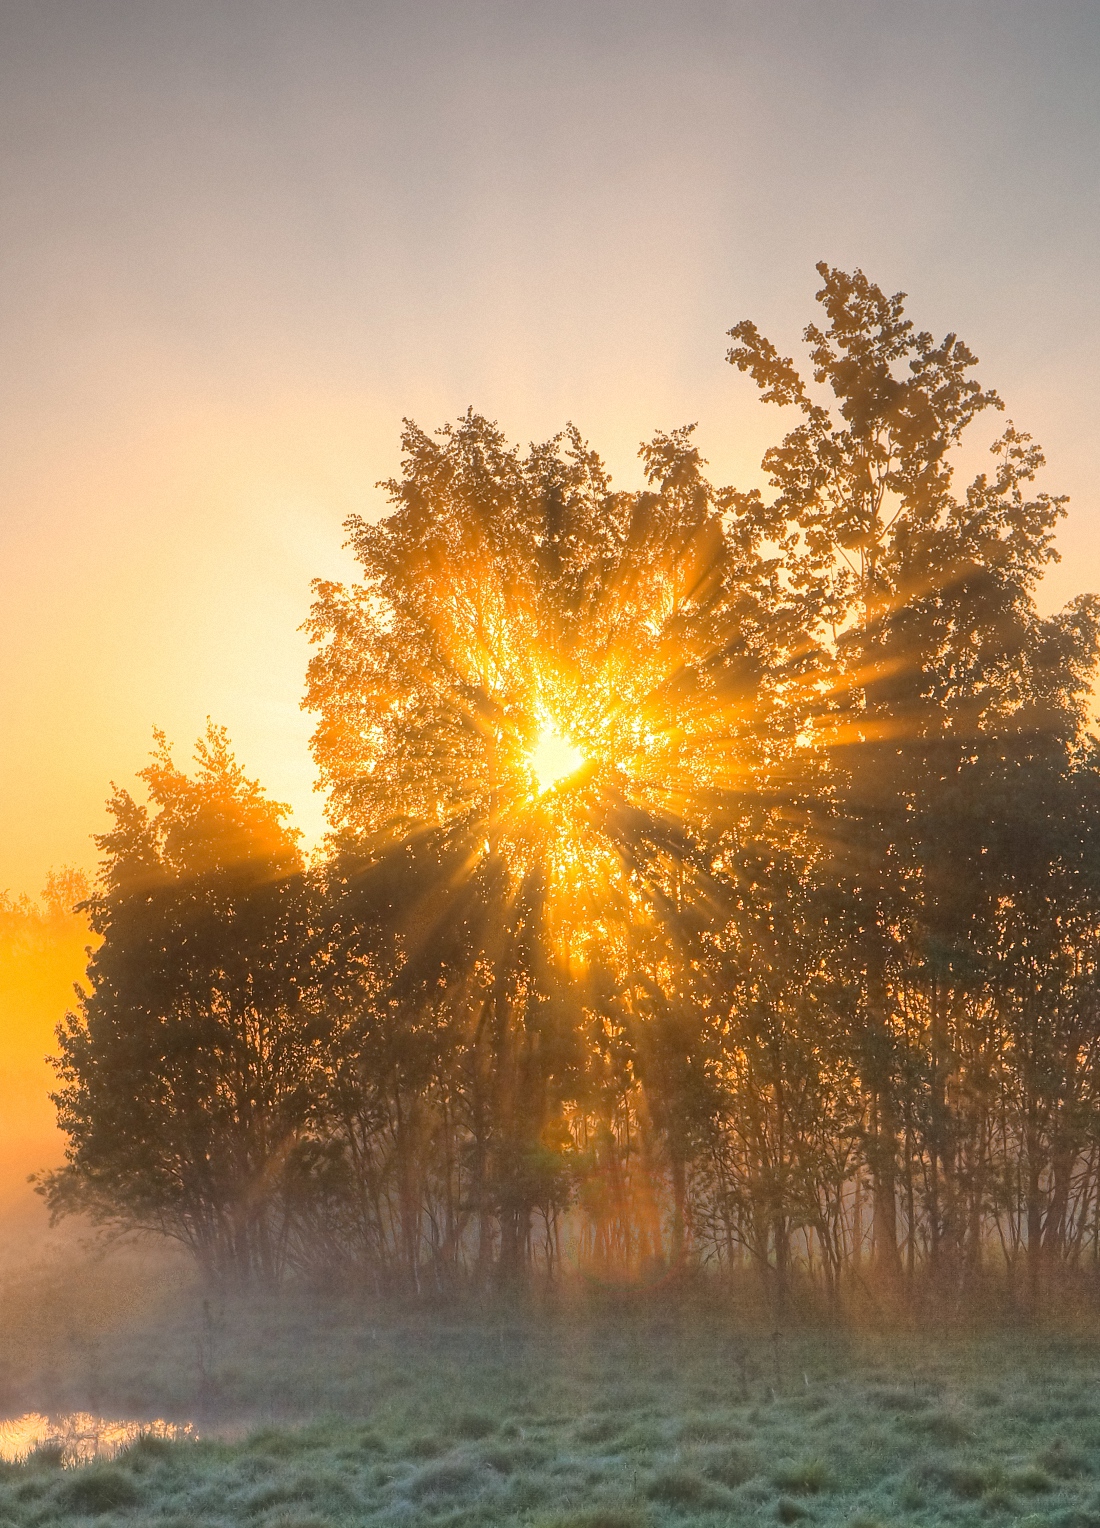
[2,0,1099,898]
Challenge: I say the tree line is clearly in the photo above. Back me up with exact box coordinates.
[45,265,1100,1315]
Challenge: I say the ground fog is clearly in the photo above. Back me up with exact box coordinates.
[1,1237,1099,1527]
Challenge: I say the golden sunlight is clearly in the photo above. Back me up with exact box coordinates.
[530,719,584,794]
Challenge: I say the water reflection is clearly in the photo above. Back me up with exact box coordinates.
[0,1412,194,1464]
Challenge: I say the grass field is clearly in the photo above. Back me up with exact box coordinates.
[2,1237,1100,1527]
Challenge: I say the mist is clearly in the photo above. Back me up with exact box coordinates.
[2,6,1100,1525]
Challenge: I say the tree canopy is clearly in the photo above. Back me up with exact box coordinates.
[46,266,1100,1311]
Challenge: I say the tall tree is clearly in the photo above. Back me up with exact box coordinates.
[46,727,321,1286]
[727,263,1100,1289]
[304,412,815,1283]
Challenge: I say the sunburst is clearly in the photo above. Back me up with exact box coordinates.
[529,719,585,794]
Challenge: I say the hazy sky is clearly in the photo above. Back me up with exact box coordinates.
[2,0,1099,896]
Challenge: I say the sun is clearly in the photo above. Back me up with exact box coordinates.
[530,719,585,794]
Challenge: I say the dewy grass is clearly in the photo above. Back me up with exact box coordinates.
[3,1244,1100,1525]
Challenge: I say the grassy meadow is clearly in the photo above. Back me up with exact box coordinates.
[1,1239,1100,1527]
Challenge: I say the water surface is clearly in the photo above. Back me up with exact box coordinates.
[0,1412,194,1464]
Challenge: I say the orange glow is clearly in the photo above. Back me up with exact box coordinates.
[0,1413,194,1466]
[0,882,91,1214]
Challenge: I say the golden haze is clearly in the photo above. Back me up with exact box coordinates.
[0,879,90,1218]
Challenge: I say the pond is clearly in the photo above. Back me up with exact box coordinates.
[0,1412,195,1465]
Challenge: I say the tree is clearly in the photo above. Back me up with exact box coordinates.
[49,267,1100,1309]
[304,411,816,1284]
[45,726,322,1286]
[728,263,1100,1293]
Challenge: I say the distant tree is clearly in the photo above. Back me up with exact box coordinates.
[45,726,322,1285]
